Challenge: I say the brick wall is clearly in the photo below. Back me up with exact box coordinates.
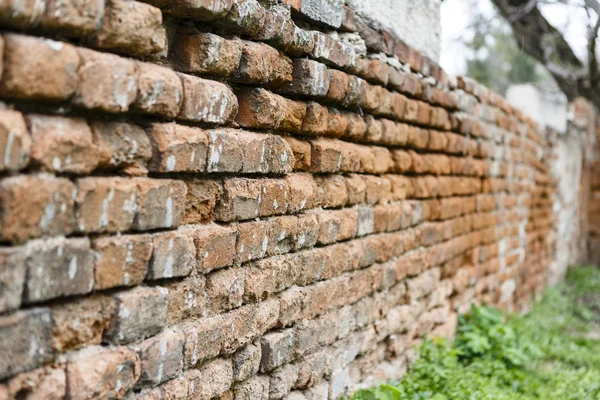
[0,0,557,399]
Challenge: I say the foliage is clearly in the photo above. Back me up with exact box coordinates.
[348,267,600,400]
[461,6,544,95]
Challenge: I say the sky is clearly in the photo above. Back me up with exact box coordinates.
[440,0,591,76]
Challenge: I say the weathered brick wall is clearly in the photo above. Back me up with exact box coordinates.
[0,0,557,399]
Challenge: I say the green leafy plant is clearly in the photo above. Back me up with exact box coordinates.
[348,267,600,400]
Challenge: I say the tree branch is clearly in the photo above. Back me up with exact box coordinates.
[490,0,600,109]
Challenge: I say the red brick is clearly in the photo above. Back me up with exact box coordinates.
[338,141,361,173]
[135,329,184,387]
[326,108,349,137]
[364,115,383,143]
[0,174,75,243]
[165,274,205,325]
[91,121,152,175]
[345,174,367,205]
[364,59,391,86]
[27,114,100,174]
[0,247,26,313]
[0,0,45,28]
[260,330,294,372]
[209,129,294,174]
[186,358,233,400]
[283,58,330,97]
[244,257,293,302]
[315,175,348,208]
[74,48,137,113]
[236,220,270,263]
[177,74,238,124]
[392,149,412,172]
[205,267,246,315]
[327,68,349,102]
[310,138,343,173]
[66,346,140,399]
[232,41,292,86]
[286,174,322,213]
[343,112,367,141]
[41,0,104,36]
[147,123,208,173]
[106,286,168,344]
[0,34,79,102]
[256,6,296,50]
[134,63,183,118]
[286,26,315,56]
[24,237,95,303]
[301,102,329,136]
[0,109,30,172]
[193,224,237,272]
[416,101,432,125]
[170,29,242,76]
[182,315,223,368]
[50,295,115,352]
[75,177,138,234]
[167,0,233,18]
[258,179,290,217]
[341,75,367,108]
[316,209,358,244]
[311,32,356,69]
[0,309,52,380]
[214,178,262,221]
[285,137,311,171]
[361,85,382,114]
[133,178,187,231]
[232,342,261,382]
[93,0,166,56]
[184,179,223,224]
[267,215,297,255]
[92,234,152,290]
[6,366,66,399]
[235,88,306,132]
[216,0,265,37]
[371,147,393,174]
[406,126,429,149]
[269,363,298,398]
[148,229,196,280]
[363,176,392,204]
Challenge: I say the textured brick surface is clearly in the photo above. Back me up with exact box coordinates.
[0,1,570,398]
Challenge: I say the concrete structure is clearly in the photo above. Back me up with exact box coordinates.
[506,84,568,134]
[345,0,441,60]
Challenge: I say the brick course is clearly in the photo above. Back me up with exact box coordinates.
[0,0,561,398]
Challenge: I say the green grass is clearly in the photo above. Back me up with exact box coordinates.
[349,267,600,400]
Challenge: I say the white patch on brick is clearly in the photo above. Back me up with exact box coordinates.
[146,80,163,106]
[166,155,176,172]
[300,198,307,210]
[208,132,222,171]
[157,338,167,383]
[122,193,137,215]
[190,327,198,365]
[68,255,78,280]
[165,197,173,227]
[297,233,306,248]
[44,38,63,51]
[40,202,56,230]
[99,188,115,228]
[3,130,14,167]
[29,334,39,357]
